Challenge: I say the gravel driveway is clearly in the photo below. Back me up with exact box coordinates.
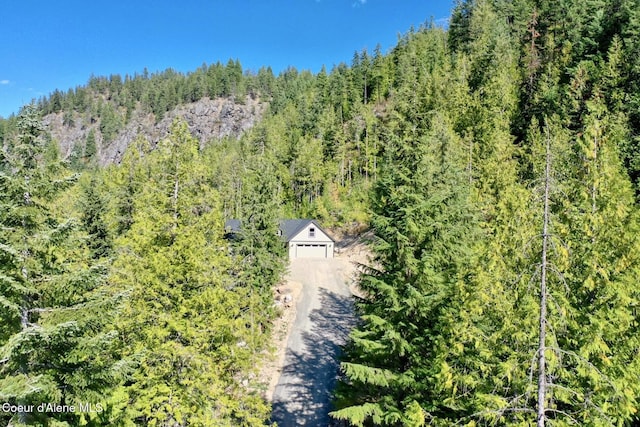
[270,258,357,426]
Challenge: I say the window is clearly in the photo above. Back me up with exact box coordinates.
[309,227,315,238]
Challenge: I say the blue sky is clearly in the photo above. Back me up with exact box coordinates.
[0,1,454,118]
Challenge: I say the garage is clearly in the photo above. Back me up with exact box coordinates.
[281,219,335,260]
[295,243,328,258]
[225,218,335,260]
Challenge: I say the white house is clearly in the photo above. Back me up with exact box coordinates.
[279,219,335,259]
[224,219,335,259]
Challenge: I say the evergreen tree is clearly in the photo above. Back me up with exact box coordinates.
[84,129,97,164]
[0,105,124,427]
[78,173,112,259]
[110,120,271,426]
[104,135,152,235]
[229,158,287,354]
[332,110,480,425]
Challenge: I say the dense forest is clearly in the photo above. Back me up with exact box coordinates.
[2,0,640,425]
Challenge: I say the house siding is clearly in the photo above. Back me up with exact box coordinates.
[287,223,334,259]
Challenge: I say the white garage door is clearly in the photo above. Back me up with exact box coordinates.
[295,244,327,258]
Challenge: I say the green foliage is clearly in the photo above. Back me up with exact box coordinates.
[231,158,287,294]
[3,2,640,425]
[0,107,124,427]
[78,173,112,259]
[334,2,640,425]
[107,120,273,426]
[85,129,97,161]
[98,102,123,144]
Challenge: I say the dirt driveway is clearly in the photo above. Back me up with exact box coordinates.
[270,257,358,426]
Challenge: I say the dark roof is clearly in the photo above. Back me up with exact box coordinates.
[224,219,241,233]
[279,219,334,243]
[224,218,334,243]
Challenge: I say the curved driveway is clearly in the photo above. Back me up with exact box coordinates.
[271,258,357,426]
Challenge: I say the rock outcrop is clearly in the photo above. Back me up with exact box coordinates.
[42,96,265,166]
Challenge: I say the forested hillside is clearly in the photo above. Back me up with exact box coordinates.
[331,0,640,426]
[1,0,640,425]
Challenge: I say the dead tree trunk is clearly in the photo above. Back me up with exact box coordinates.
[537,127,552,427]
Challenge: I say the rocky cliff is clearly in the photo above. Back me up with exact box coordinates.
[42,96,265,166]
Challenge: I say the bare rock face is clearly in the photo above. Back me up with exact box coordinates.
[42,113,97,160]
[43,96,265,167]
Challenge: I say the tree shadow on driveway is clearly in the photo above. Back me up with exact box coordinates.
[271,287,356,426]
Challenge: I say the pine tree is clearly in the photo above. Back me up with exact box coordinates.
[0,106,124,427]
[104,134,152,235]
[543,97,640,423]
[78,172,112,259]
[332,110,480,425]
[229,158,287,357]
[110,120,271,426]
[84,128,97,164]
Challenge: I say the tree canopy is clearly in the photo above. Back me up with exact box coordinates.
[2,1,640,425]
